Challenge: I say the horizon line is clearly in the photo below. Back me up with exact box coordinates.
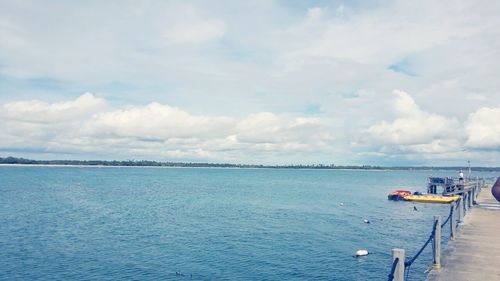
[1,156,500,170]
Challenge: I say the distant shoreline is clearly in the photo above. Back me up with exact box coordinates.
[0,163,389,171]
[1,156,500,171]
[0,163,404,171]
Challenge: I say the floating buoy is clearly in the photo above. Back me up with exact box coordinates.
[355,250,369,257]
[340,202,344,206]
[364,219,370,224]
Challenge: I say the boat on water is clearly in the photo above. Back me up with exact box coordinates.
[403,195,460,204]
[388,190,412,201]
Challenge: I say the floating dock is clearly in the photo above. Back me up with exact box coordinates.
[426,185,500,281]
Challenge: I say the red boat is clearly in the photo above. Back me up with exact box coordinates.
[388,190,412,201]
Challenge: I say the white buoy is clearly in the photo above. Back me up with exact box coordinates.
[340,202,344,206]
[364,219,370,224]
[355,250,369,257]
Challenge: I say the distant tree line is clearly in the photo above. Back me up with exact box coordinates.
[1,156,500,171]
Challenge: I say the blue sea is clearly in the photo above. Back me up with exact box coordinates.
[0,166,495,280]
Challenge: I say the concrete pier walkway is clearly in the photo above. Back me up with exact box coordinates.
[427,186,500,281]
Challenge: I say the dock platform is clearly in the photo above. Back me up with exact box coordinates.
[426,186,500,281]
[427,177,485,196]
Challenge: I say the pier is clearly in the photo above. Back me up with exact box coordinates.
[426,184,500,281]
[427,176,485,196]
[387,178,498,281]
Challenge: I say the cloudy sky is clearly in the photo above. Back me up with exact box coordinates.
[1,0,500,165]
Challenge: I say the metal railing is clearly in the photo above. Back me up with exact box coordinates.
[387,185,481,281]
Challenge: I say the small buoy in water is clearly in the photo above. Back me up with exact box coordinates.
[340,202,344,206]
[355,250,369,257]
[364,219,370,224]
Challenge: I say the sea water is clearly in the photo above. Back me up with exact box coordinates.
[0,167,495,280]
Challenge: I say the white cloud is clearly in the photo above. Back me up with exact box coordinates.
[163,7,225,44]
[82,102,234,139]
[465,94,487,101]
[1,1,500,164]
[0,18,29,50]
[79,107,333,159]
[360,91,500,163]
[0,94,335,163]
[0,92,106,123]
[367,90,459,146]
[0,93,107,154]
[236,112,323,142]
[1,91,500,165]
[234,112,334,155]
[164,20,225,44]
[307,7,324,20]
[465,107,500,149]
[278,1,489,67]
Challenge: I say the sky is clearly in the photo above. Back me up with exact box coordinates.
[1,0,500,166]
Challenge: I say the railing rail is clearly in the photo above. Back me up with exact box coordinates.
[387,257,400,281]
[404,220,438,268]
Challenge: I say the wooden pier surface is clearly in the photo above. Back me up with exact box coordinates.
[427,186,500,281]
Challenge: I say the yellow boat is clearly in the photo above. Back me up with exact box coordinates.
[403,195,460,204]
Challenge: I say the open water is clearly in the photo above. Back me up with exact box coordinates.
[0,166,495,280]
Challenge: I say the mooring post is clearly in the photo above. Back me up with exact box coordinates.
[472,188,476,205]
[466,191,469,209]
[458,195,464,222]
[433,216,441,269]
[463,193,468,214]
[468,190,473,208]
[392,248,405,281]
[450,202,456,238]
[465,191,470,207]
